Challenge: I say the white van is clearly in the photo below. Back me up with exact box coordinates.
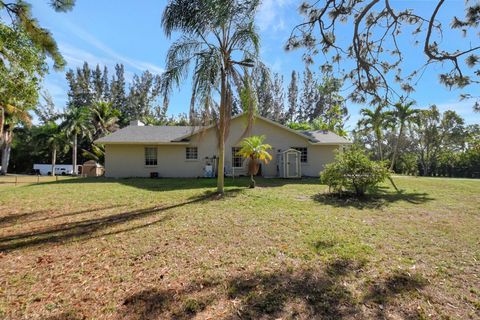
[32,164,81,176]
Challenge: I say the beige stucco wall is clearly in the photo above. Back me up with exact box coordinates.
[104,116,341,178]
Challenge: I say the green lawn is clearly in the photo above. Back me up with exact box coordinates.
[0,176,479,319]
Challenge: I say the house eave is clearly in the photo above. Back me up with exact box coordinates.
[94,141,190,145]
[310,142,353,146]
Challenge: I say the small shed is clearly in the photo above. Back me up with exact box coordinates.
[82,160,104,177]
[277,149,302,178]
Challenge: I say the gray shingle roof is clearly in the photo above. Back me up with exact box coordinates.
[95,120,351,145]
[95,125,199,144]
[301,130,351,144]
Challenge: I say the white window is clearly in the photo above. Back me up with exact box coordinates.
[292,147,308,163]
[232,147,243,168]
[186,147,198,160]
[145,147,157,166]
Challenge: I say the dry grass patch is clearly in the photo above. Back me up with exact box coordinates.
[0,176,479,319]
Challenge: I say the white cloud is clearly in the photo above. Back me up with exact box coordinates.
[256,0,294,32]
[269,57,283,72]
[62,20,164,74]
[59,43,117,68]
[41,80,65,98]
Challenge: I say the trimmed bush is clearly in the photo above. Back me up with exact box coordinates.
[321,147,390,196]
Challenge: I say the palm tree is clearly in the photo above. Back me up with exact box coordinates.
[91,101,120,138]
[390,101,418,170]
[61,107,92,176]
[358,105,391,161]
[236,135,272,188]
[161,0,261,194]
[35,122,67,176]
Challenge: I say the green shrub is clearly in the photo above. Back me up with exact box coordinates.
[321,146,390,196]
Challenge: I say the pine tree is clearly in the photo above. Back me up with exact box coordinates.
[287,71,298,123]
[253,66,273,118]
[125,71,162,121]
[313,75,348,125]
[66,62,93,109]
[271,73,285,123]
[299,66,316,122]
[36,92,60,125]
[101,66,110,101]
[92,65,104,102]
[110,64,127,121]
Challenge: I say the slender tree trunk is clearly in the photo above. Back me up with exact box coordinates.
[216,70,226,194]
[250,174,255,188]
[1,143,11,175]
[73,134,78,176]
[51,148,57,177]
[376,131,383,161]
[0,107,4,139]
[390,122,404,171]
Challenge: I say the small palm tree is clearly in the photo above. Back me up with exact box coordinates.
[390,101,418,170]
[358,105,392,161]
[237,135,272,188]
[35,123,67,176]
[91,101,120,138]
[61,107,92,175]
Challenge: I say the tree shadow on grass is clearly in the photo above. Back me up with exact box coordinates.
[0,189,244,252]
[32,176,321,192]
[312,188,434,210]
[363,270,428,319]
[116,258,428,320]
[0,204,126,227]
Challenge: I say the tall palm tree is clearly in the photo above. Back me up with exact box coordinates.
[161,0,261,194]
[390,101,418,170]
[236,135,272,188]
[358,105,392,161]
[91,101,120,138]
[61,107,92,176]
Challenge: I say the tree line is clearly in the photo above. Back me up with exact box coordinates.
[6,61,193,174]
[2,0,479,192]
[354,103,480,178]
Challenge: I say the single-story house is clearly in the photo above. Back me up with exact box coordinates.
[95,114,351,178]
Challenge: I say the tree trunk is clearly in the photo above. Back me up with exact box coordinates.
[378,136,383,161]
[375,129,383,161]
[390,122,404,171]
[73,134,78,176]
[248,158,258,188]
[421,160,428,176]
[1,143,11,175]
[216,70,227,194]
[51,148,57,177]
[0,107,4,140]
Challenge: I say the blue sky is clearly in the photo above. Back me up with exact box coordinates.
[32,0,480,129]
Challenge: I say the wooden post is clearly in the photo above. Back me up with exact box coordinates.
[37,175,39,184]
[15,176,17,186]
